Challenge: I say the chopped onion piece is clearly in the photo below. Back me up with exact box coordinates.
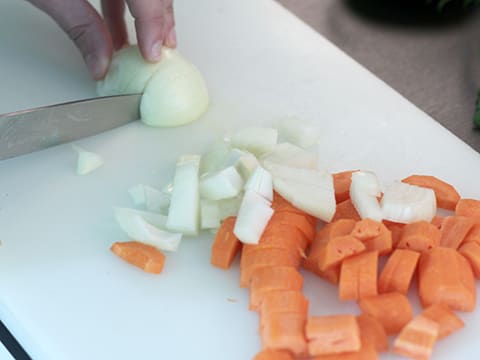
[128,184,146,206]
[244,166,273,201]
[200,140,231,174]
[166,155,201,235]
[114,207,167,229]
[199,166,244,200]
[381,182,437,223]
[218,194,243,220]
[275,116,321,148]
[261,142,318,169]
[128,184,170,212]
[234,190,274,244]
[73,145,103,175]
[229,127,278,155]
[222,148,246,168]
[235,152,260,180]
[350,171,383,222]
[200,199,221,229]
[114,209,181,252]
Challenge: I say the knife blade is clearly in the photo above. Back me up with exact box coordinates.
[0,94,142,161]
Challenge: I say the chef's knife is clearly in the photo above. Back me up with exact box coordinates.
[0,94,142,161]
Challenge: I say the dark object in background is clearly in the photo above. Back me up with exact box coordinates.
[474,91,480,127]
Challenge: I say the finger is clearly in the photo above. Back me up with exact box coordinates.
[28,0,112,79]
[125,0,168,61]
[101,0,128,50]
[163,0,176,48]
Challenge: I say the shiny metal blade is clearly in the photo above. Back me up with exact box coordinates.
[0,94,142,160]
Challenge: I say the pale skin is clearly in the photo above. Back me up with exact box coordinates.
[27,0,176,80]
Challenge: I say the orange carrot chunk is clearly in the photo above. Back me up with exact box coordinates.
[272,192,317,226]
[463,223,480,244]
[421,304,464,340]
[333,170,357,204]
[351,218,382,240]
[378,249,420,295]
[260,290,309,322]
[402,175,460,210]
[250,266,304,311]
[262,224,310,251]
[383,220,405,248]
[339,251,378,301]
[439,216,476,249]
[361,223,392,256]
[318,235,366,271]
[315,219,357,246]
[332,199,361,222]
[392,315,439,360]
[358,292,413,335]
[261,312,307,356]
[210,217,241,269]
[110,241,166,274]
[431,216,444,229]
[310,344,378,360]
[268,212,317,243]
[306,315,361,356]
[455,198,480,220]
[458,241,480,278]
[356,313,388,352]
[397,221,440,252]
[418,247,476,312]
[253,349,295,360]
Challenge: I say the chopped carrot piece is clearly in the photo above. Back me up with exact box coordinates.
[110,241,166,274]
[253,349,294,360]
[455,198,480,220]
[378,249,420,295]
[332,199,361,222]
[458,241,480,278]
[315,219,357,246]
[383,220,405,248]
[339,251,378,301]
[262,224,309,250]
[242,243,303,265]
[259,290,309,324]
[463,223,480,244]
[418,247,476,312]
[261,312,307,356]
[351,218,382,240]
[361,223,392,256]
[333,170,357,203]
[392,315,439,360]
[272,192,317,226]
[439,216,476,249]
[358,292,413,335]
[402,174,460,210]
[397,221,440,252]
[318,235,366,271]
[356,313,388,352]
[431,216,444,229]
[310,344,378,360]
[306,315,361,356]
[268,212,316,243]
[421,304,464,340]
[210,217,241,269]
[250,266,304,311]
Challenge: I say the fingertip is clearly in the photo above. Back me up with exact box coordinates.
[165,28,177,48]
[86,53,111,80]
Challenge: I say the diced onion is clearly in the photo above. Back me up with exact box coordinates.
[218,194,243,220]
[128,184,170,212]
[235,152,260,180]
[350,171,383,222]
[261,142,318,169]
[199,166,244,200]
[73,145,103,175]
[275,116,321,148]
[244,166,273,201]
[200,199,221,230]
[229,127,278,155]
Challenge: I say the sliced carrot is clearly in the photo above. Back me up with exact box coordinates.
[358,292,413,335]
[262,224,309,251]
[383,220,405,248]
[268,212,316,243]
[402,174,460,210]
[421,304,464,340]
[418,247,476,312]
[455,198,480,220]
[310,344,378,360]
[378,249,420,295]
[350,218,382,240]
[356,313,388,352]
[339,251,378,301]
[242,243,303,266]
[333,170,357,203]
[397,221,440,252]
[332,199,361,222]
[260,290,309,323]
[318,235,366,271]
[439,216,476,249]
[306,315,361,356]
[261,312,307,356]
[210,217,241,269]
[458,241,480,278]
[431,216,444,229]
[315,219,357,246]
[110,241,166,274]
[392,315,439,360]
[361,223,392,256]
[463,223,480,244]
[253,349,294,360]
[250,266,304,311]
[272,192,317,226]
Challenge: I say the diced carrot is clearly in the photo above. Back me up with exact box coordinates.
[332,199,361,222]
[402,175,460,210]
[250,266,304,311]
[383,220,405,248]
[392,315,439,360]
[110,241,166,274]
[261,312,307,356]
[356,314,388,352]
[268,212,316,243]
[358,292,413,335]
[463,223,480,244]
[260,290,309,324]
[210,217,241,269]
[351,218,382,240]
[242,243,303,266]
[262,224,309,251]
[339,251,378,301]
[361,223,392,256]
[310,344,378,360]
[421,304,464,340]
[333,170,357,203]
[439,216,476,249]
[306,315,361,356]
[455,198,480,220]
[418,247,476,312]
[272,192,317,226]
[431,216,444,229]
[458,241,480,278]
[315,219,357,246]
[240,247,300,288]
[397,221,440,252]
[253,349,294,360]
[318,235,366,271]
[378,249,420,295]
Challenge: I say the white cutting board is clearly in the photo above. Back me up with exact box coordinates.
[1,1,480,359]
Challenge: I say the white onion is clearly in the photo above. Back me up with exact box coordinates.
[217,194,243,220]
[235,152,260,180]
[275,116,321,148]
[261,142,318,169]
[199,166,244,200]
[350,171,383,222]
[381,182,437,223]
[72,145,103,175]
[229,127,278,155]
[244,165,273,201]
[128,184,170,213]
[200,199,221,230]
[114,207,167,229]
[200,140,231,175]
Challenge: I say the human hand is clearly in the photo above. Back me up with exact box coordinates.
[27,0,176,79]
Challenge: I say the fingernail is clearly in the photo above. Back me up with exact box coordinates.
[85,54,109,80]
[151,41,163,61]
[166,28,177,48]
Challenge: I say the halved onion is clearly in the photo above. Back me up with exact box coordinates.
[350,171,383,222]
